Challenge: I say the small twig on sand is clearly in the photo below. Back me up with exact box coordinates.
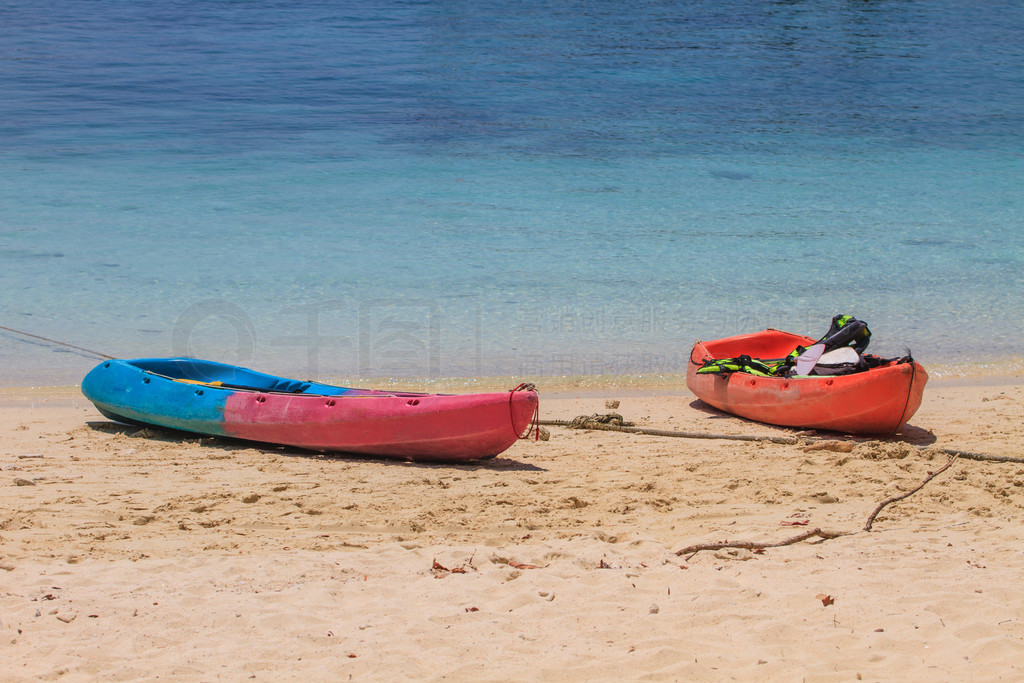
[862,454,959,531]
[674,454,960,557]
[676,528,852,559]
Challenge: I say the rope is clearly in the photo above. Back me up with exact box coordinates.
[885,357,917,438]
[935,448,1024,465]
[511,382,541,440]
[0,324,114,360]
[539,414,1024,463]
[537,418,800,445]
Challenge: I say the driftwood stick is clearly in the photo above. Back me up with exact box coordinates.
[674,455,959,556]
[862,454,959,531]
[675,527,852,557]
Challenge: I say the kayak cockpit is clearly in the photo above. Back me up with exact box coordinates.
[123,358,425,397]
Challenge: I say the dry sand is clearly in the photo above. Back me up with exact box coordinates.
[2,376,1023,681]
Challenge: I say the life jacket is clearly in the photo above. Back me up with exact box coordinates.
[695,354,784,377]
[696,315,873,378]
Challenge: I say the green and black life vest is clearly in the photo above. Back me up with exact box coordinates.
[696,354,785,377]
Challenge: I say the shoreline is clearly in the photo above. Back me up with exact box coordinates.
[3,359,1022,401]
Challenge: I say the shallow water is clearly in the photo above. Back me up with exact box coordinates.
[2,1,1022,386]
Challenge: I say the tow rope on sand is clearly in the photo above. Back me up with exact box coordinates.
[540,414,1024,464]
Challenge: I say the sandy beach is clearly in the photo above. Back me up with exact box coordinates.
[2,374,1023,681]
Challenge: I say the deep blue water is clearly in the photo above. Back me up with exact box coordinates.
[2,0,1022,385]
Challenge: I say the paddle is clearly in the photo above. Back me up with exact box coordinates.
[794,343,826,375]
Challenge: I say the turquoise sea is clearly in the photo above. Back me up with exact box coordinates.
[2,1,1022,386]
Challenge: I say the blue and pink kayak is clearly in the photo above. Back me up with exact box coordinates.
[81,358,539,461]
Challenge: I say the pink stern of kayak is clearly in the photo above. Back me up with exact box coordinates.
[685,329,927,436]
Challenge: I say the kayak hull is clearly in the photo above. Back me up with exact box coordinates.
[685,329,927,435]
[82,358,538,461]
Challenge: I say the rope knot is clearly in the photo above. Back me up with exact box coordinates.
[567,413,634,429]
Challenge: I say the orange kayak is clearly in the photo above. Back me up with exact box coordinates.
[686,329,927,435]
